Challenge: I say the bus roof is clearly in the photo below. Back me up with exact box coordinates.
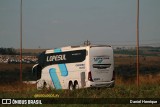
[45,45,112,54]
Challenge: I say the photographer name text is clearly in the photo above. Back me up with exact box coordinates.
[130,99,157,104]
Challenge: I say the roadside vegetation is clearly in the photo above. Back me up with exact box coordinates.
[0,47,160,106]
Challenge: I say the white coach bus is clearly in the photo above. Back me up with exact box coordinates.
[32,45,115,90]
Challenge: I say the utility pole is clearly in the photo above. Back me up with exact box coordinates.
[20,0,22,82]
[136,0,140,87]
[84,40,91,46]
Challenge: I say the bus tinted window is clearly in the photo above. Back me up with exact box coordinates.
[38,50,86,67]
[93,64,111,69]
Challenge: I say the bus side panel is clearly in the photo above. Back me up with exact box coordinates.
[65,61,86,88]
[39,47,88,89]
[41,61,86,89]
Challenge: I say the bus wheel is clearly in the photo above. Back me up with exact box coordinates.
[74,81,79,89]
[37,80,45,90]
[69,82,74,91]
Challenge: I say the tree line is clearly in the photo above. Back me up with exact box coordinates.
[0,47,17,55]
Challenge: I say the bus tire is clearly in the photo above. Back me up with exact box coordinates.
[37,80,45,90]
[74,81,79,89]
[69,82,74,90]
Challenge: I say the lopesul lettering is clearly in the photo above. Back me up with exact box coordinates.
[46,54,66,62]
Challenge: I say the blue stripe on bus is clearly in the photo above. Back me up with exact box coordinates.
[54,48,62,53]
[54,48,68,76]
[49,68,62,89]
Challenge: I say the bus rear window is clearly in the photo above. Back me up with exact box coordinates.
[93,64,111,69]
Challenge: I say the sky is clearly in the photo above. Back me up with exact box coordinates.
[0,0,160,49]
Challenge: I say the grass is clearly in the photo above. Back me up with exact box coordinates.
[0,81,159,107]
[0,74,160,98]
[0,78,160,107]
